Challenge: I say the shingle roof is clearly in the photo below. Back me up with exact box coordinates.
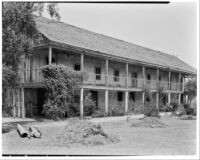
[35,16,196,75]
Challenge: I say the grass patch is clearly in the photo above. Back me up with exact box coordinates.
[179,115,196,120]
[49,118,119,147]
[131,117,169,128]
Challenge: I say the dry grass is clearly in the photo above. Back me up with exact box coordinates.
[131,117,169,128]
[44,118,119,147]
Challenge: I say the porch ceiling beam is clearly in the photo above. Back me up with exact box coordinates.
[49,41,196,76]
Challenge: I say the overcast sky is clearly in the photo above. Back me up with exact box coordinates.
[44,1,197,68]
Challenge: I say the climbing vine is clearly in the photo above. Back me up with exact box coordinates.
[41,64,88,119]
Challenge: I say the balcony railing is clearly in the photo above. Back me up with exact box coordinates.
[18,70,183,91]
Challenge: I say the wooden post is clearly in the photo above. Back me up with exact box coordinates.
[126,63,129,88]
[182,75,185,92]
[156,92,159,109]
[13,89,16,118]
[185,94,188,104]
[125,91,129,114]
[105,90,108,114]
[142,91,145,105]
[80,88,84,119]
[168,71,171,90]
[105,59,108,87]
[178,73,181,91]
[142,66,145,87]
[21,88,25,118]
[81,53,84,71]
[168,92,171,104]
[17,89,21,117]
[178,93,181,104]
[48,45,52,65]
[80,53,84,119]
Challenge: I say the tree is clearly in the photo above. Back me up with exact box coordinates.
[41,64,88,119]
[2,2,60,88]
[184,78,197,105]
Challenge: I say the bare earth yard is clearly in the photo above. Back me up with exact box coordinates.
[2,116,196,156]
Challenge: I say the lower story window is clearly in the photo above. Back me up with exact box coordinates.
[117,92,123,102]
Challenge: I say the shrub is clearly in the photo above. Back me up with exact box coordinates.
[92,108,108,118]
[2,104,13,117]
[128,101,144,114]
[83,93,96,116]
[41,64,88,119]
[174,104,186,116]
[110,102,125,116]
[143,103,160,118]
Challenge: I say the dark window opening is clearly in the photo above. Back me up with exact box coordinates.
[159,75,161,81]
[95,67,101,80]
[147,74,151,80]
[130,92,135,102]
[146,97,150,102]
[114,70,119,82]
[118,92,123,102]
[46,57,56,65]
[74,64,81,71]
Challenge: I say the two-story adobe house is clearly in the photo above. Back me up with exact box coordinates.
[8,16,196,118]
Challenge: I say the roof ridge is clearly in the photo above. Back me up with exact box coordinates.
[36,16,175,58]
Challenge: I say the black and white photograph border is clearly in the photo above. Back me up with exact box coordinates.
[0,0,199,159]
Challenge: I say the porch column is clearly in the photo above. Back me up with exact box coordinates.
[17,89,21,117]
[156,92,159,109]
[182,75,185,92]
[105,90,108,114]
[105,59,108,87]
[80,53,84,119]
[80,88,84,119]
[21,88,25,118]
[142,91,145,105]
[178,73,181,91]
[157,68,160,89]
[125,91,129,114]
[178,93,181,104]
[168,71,171,90]
[48,45,52,65]
[168,92,171,104]
[126,63,129,88]
[12,89,16,118]
[185,94,188,104]
[142,66,146,87]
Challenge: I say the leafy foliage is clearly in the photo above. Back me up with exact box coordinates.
[92,107,108,118]
[41,64,88,119]
[2,2,60,88]
[184,79,197,105]
[83,93,96,116]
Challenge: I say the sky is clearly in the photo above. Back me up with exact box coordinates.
[44,1,198,68]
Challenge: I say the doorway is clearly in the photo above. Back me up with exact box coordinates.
[131,72,138,88]
[37,88,46,116]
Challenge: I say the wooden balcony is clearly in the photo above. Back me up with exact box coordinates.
[18,69,183,91]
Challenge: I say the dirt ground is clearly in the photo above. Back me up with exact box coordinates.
[2,116,196,156]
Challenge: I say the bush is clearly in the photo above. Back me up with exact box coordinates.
[2,104,13,117]
[41,64,88,119]
[110,103,125,116]
[128,101,144,114]
[84,93,96,116]
[143,103,160,118]
[92,108,108,118]
[174,104,186,116]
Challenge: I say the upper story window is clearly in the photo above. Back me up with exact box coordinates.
[159,75,161,81]
[74,64,80,71]
[95,67,101,80]
[114,70,119,82]
[46,57,56,65]
[117,92,123,102]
